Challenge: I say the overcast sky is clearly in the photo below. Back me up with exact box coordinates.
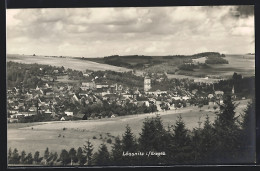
[6,6,254,57]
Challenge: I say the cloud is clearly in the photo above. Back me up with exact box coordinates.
[6,6,255,56]
[233,6,254,18]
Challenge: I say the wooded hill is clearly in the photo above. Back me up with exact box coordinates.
[77,52,226,69]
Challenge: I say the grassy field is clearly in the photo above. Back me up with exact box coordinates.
[7,54,131,72]
[166,54,255,82]
[7,99,250,156]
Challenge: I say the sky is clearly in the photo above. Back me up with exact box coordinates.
[6,6,255,57]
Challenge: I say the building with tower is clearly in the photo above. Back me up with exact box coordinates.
[144,76,151,92]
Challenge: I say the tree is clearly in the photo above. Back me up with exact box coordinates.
[139,115,167,151]
[11,148,20,164]
[122,124,137,152]
[213,95,241,162]
[215,95,238,128]
[68,148,77,165]
[25,153,33,164]
[44,147,50,165]
[20,150,26,164]
[94,144,110,165]
[76,147,86,166]
[111,136,123,165]
[239,100,255,161]
[52,152,58,162]
[59,149,70,166]
[46,152,58,165]
[169,115,192,163]
[34,151,42,164]
[138,115,169,164]
[8,148,12,164]
[191,115,215,163]
[83,140,94,165]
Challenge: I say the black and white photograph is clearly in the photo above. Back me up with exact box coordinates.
[6,5,255,166]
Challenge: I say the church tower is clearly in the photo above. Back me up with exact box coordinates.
[144,76,151,92]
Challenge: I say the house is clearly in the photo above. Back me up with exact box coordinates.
[208,94,214,99]
[36,86,40,90]
[192,89,198,95]
[146,90,167,96]
[111,114,118,118]
[192,57,207,64]
[8,110,18,114]
[8,118,19,123]
[81,82,96,90]
[215,91,224,97]
[137,101,150,107]
[28,107,37,112]
[172,96,181,100]
[122,93,132,99]
[74,114,85,120]
[117,84,123,91]
[72,94,80,102]
[44,109,52,114]
[181,96,190,100]
[208,101,215,106]
[53,70,59,74]
[65,111,73,116]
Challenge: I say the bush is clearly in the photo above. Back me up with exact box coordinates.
[93,136,97,139]
[106,138,112,144]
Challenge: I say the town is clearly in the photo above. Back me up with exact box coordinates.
[7,61,254,123]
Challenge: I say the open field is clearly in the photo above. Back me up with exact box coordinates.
[8,99,250,156]
[7,54,131,72]
[167,54,255,82]
[189,55,255,78]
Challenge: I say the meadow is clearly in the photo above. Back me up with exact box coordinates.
[7,99,249,156]
[7,54,131,72]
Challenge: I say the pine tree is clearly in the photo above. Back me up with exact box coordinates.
[44,147,50,165]
[215,95,238,128]
[122,124,137,152]
[139,115,166,151]
[25,153,33,164]
[111,136,123,165]
[68,148,77,165]
[8,148,12,164]
[94,144,110,165]
[213,95,241,162]
[20,150,26,164]
[169,115,192,164]
[138,115,168,165]
[11,148,20,164]
[59,149,70,166]
[53,152,58,162]
[191,115,215,163]
[33,151,42,164]
[83,140,94,165]
[239,100,255,162]
[76,147,86,166]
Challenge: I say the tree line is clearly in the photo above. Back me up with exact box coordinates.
[8,95,255,166]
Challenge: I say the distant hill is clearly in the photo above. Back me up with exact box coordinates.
[191,52,225,58]
[79,52,226,70]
